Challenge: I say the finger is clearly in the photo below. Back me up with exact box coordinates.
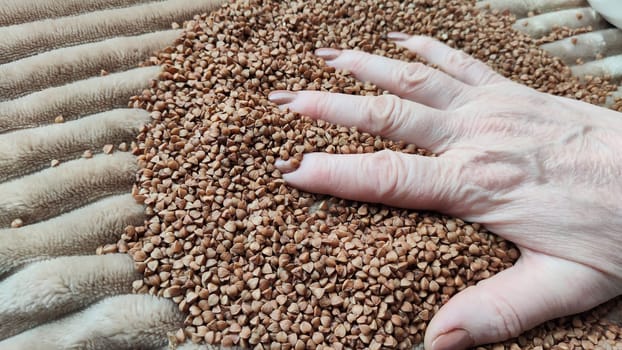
[388,34,506,86]
[0,254,140,340]
[314,48,468,109]
[424,250,619,350]
[277,150,459,211]
[0,194,144,278]
[0,294,182,350]
[269,91,453,152]
[0,152,136,228]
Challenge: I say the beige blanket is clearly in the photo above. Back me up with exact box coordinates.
[0,1,223,349]
[0,0,619,349]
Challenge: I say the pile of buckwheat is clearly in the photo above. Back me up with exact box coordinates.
[117,0,622,348]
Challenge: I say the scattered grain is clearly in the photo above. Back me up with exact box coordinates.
[102,144,114,154]
[118,0,622,348]
[82,150,93,159]
[10,218,23,228]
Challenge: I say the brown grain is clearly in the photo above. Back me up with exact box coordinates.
[102,144,114,154]
[10,218,23,228]
[119,0,622,348]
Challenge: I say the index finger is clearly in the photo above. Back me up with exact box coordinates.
[389,34,507,86]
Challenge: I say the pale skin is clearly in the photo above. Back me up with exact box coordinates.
[270,33,622,350]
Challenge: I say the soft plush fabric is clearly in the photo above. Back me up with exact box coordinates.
[0,1,223,349]
[0,1,619,349]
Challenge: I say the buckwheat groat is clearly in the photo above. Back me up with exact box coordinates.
[123,0,622,349]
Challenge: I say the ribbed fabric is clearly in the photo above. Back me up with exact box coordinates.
[0,1,223,347]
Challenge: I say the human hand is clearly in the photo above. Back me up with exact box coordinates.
[270,34,622,349]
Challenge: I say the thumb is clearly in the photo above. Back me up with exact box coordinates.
[424,249,619,350]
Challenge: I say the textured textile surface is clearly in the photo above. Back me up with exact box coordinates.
[0,0,620,349]
[0,1,223,349]
[479,0,622,101]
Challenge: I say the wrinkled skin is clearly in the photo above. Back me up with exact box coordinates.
[271,34,622,350]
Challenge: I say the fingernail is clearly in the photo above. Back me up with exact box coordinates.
[275,158,301,175]
[387,32,411,41]
[314,48,341,61]
[432,329,473,350]
[268,91,296,105]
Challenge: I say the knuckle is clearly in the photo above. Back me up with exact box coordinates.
[396,62,431,94]
[446,49,477,72]
[364,150,405,200]
[454,103,486,128]
[346,50,372,74]
[314,92,334,118]
[417,36,437,52]
[477,285,525,339]
[365,95,403,137]
[457,95,528,138]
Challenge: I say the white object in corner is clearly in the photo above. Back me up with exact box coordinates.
[587,0,622,29]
